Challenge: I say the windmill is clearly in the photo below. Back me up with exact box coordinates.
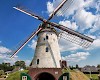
[11,0,94,69]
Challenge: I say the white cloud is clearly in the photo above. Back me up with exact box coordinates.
[95,0,100,13]
[85,34,96,39]
[87,0,100,13]
[25,60,31,66]
[1,54,31,66]
[46,0,99,33]
[0,42,18,65]
[3,57,18,65]
[89,38,100,49]
[93,39,100,47]
[54,0,85,16]
[59,20,78,30]
[62,52,90,62]
[90,15,100,32]
[0,51,18,65]
[0,46,11,54]
[74,8,96,31]
[59,38,81,52]
[47,0,95,16]
[28,39,37,50]
[47,1,54,14]
[0,54,7,59]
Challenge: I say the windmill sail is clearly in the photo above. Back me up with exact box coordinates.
[10,27,42,58]
[59,32,92,48]
[12,8,93,45]
[11,8,94,48]
[48,22,94,48]
[48,0,67,20]
[56,0,75,16]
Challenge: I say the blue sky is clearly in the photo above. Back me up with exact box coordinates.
[0,0,100,67]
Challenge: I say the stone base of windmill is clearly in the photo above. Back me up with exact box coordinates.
[28,68,62,80]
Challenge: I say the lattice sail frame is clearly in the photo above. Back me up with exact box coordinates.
[59,31,92,48]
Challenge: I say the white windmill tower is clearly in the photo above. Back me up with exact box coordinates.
[11,0,94,79]
[31,25,61,68]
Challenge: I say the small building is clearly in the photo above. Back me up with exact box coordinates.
[5,71,12,75]
[81,65,99,73]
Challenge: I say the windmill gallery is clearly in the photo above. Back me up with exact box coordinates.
[10,0,94,80]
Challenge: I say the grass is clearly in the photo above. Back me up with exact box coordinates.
[62,68,89,80]
[85,74,99,80]
[6,70,28,80]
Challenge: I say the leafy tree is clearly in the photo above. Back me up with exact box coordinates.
[97,64,100,68]
[69,66,75,70]
[0,63,14,72]
[98,69,100,74]
[76,64,79,69]
[15,61,26,69]
[0,70,4,76]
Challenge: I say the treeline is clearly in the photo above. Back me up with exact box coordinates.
[0,61,26,72]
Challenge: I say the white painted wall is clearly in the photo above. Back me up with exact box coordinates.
[31,28,61,68]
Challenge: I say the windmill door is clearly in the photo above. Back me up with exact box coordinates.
[58,73,70,80]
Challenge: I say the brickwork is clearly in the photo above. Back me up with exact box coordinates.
[28,68,62,80]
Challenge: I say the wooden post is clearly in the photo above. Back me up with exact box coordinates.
[98,74,100,80]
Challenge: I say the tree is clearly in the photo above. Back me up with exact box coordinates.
[76,64,79,69]
[98,69,100,74]
[15,61,26,69]
[0,70,4,76]
[0,63,14,72]
[97,64,100,68]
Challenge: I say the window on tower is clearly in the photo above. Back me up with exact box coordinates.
[37,59,39,64]
[46,35,48,40]
[46,47,49,52]
[44,38,45,41]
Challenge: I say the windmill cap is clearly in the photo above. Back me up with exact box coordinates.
[37,24,59,36]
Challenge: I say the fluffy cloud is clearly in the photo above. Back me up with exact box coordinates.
[59,20,78,30]
[74,8,96,31]
[46,0,99,33]
[47,0,95,16]
[3,56,18,65]
[93,39,100,48]
[0,46,11,54]
[58,38,81,52]
[0,51,18,65]
[0,54,7,59]
[25,60,31,66]
[1,54,31,66]
[90,15,100,32]
[1,53,31,66]
[28,39,37,50]
[47,1,54,14]
[0,43,18,65]
[62,52,90,62]
[89,38,100,50]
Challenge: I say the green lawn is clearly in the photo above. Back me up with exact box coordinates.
[85,74,99,80]
[6,70,28,80]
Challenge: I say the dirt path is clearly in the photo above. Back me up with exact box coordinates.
[0,78,6,80]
